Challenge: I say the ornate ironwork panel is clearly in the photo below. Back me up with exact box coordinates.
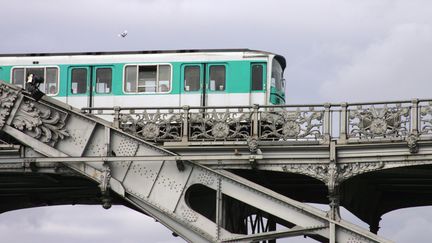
[189,108,252,141]
[82,99,432,145]
[420,101,432,136]
[119,109,183,142]
[12,99,69,145]
[348,104,410,139]
[259,107,324,141]
[0,84,19,129]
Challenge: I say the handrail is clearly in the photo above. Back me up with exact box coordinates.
[80,98,432,112]
[78,98,432,148]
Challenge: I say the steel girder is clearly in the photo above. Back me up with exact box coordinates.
[0,81,392,243]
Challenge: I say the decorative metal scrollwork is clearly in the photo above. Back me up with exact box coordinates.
[119,110,182,142]
[259,108,323,141]
[282,163,329,182]
[189,109,252,141]
[100,162,112,209]
[0,84,18,129]
[348,104,410,139]
[12,100,69,145]
[420,102,432,136]
[282,161,385,183]
[407,133,419,153]
[337,162,385,181]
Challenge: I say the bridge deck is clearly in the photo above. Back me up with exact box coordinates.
[3,81,432,242]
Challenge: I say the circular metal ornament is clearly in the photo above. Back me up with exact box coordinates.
[370,118,387,135]
[282,121,301,138]
[211,122,230,139]
[141,123,160,140]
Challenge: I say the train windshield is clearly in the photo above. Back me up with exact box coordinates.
[270,58,285,104]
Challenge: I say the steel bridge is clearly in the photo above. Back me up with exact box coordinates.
[1,80,432,242]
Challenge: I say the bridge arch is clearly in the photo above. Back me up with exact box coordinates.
[3,81,429,242]
[339,164,432,233]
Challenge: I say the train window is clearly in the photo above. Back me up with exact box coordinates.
[209,65,225,91]
[125,66,137,92]
[12,68,25,88]
[96,68,112,94]
[251,64,263,91]
[71,68,87,94]
[26,68,44,91]
[138,66,157,92]
[124,64,171,93]
[11,67,59,95]
[158,65,171,92]
[46,67,58,94]
[271,60,283,92]
[184,66,200,91]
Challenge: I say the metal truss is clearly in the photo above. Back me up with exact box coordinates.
[0,81,398,242]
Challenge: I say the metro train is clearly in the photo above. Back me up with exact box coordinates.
[0,49,286,108]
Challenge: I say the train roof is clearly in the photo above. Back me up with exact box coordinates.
[0,48,271,57]
[0,49,286,69]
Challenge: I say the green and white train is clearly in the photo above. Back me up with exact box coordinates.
[0,49,286,108]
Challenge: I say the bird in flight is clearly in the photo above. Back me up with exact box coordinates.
[118,30,128,38]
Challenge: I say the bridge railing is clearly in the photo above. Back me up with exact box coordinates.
[81,104,327,144]
[343,101,412,142]
[81,99,432,145]
[419,101,432,137]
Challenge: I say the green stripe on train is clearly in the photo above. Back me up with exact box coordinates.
[0,60,269,97]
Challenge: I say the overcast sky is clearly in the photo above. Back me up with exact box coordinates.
[1,0,432,242]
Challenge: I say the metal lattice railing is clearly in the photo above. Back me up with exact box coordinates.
[81,99,432,145]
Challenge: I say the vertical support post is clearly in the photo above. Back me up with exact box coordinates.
[248,104,260,154]
[408,99,420,153]
[411,99,419,134]
[323,103,331,144]
[104,126,111,156]
[328,181,339,243]
[339,103,348,143]
[328,141,339,243]
[100,161,112,209]
[329,221,336,243]
[215,177,223,240]
[100,126,112,210]
[252,104,259,139]
[113,106,120,128]
[182,106,190,143]
[328,142,340,220]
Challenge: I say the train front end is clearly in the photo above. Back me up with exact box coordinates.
[269,55,286,105]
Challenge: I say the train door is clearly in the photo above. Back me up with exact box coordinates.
[180,64,204,106]
[205,63,227,106]
[67,66,113,109]
[180,63,227,106]
[250,63,267,105]
[92,66,113,107]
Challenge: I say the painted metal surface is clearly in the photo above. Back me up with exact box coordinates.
[84,99,428,147]
[0,50,284,110]
[7,81,432,242]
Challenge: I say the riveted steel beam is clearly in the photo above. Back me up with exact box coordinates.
[0,81,399,242]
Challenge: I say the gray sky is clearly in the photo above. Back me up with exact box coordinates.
[1,0,432,242]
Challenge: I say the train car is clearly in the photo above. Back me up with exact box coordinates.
[0,49,286,108]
